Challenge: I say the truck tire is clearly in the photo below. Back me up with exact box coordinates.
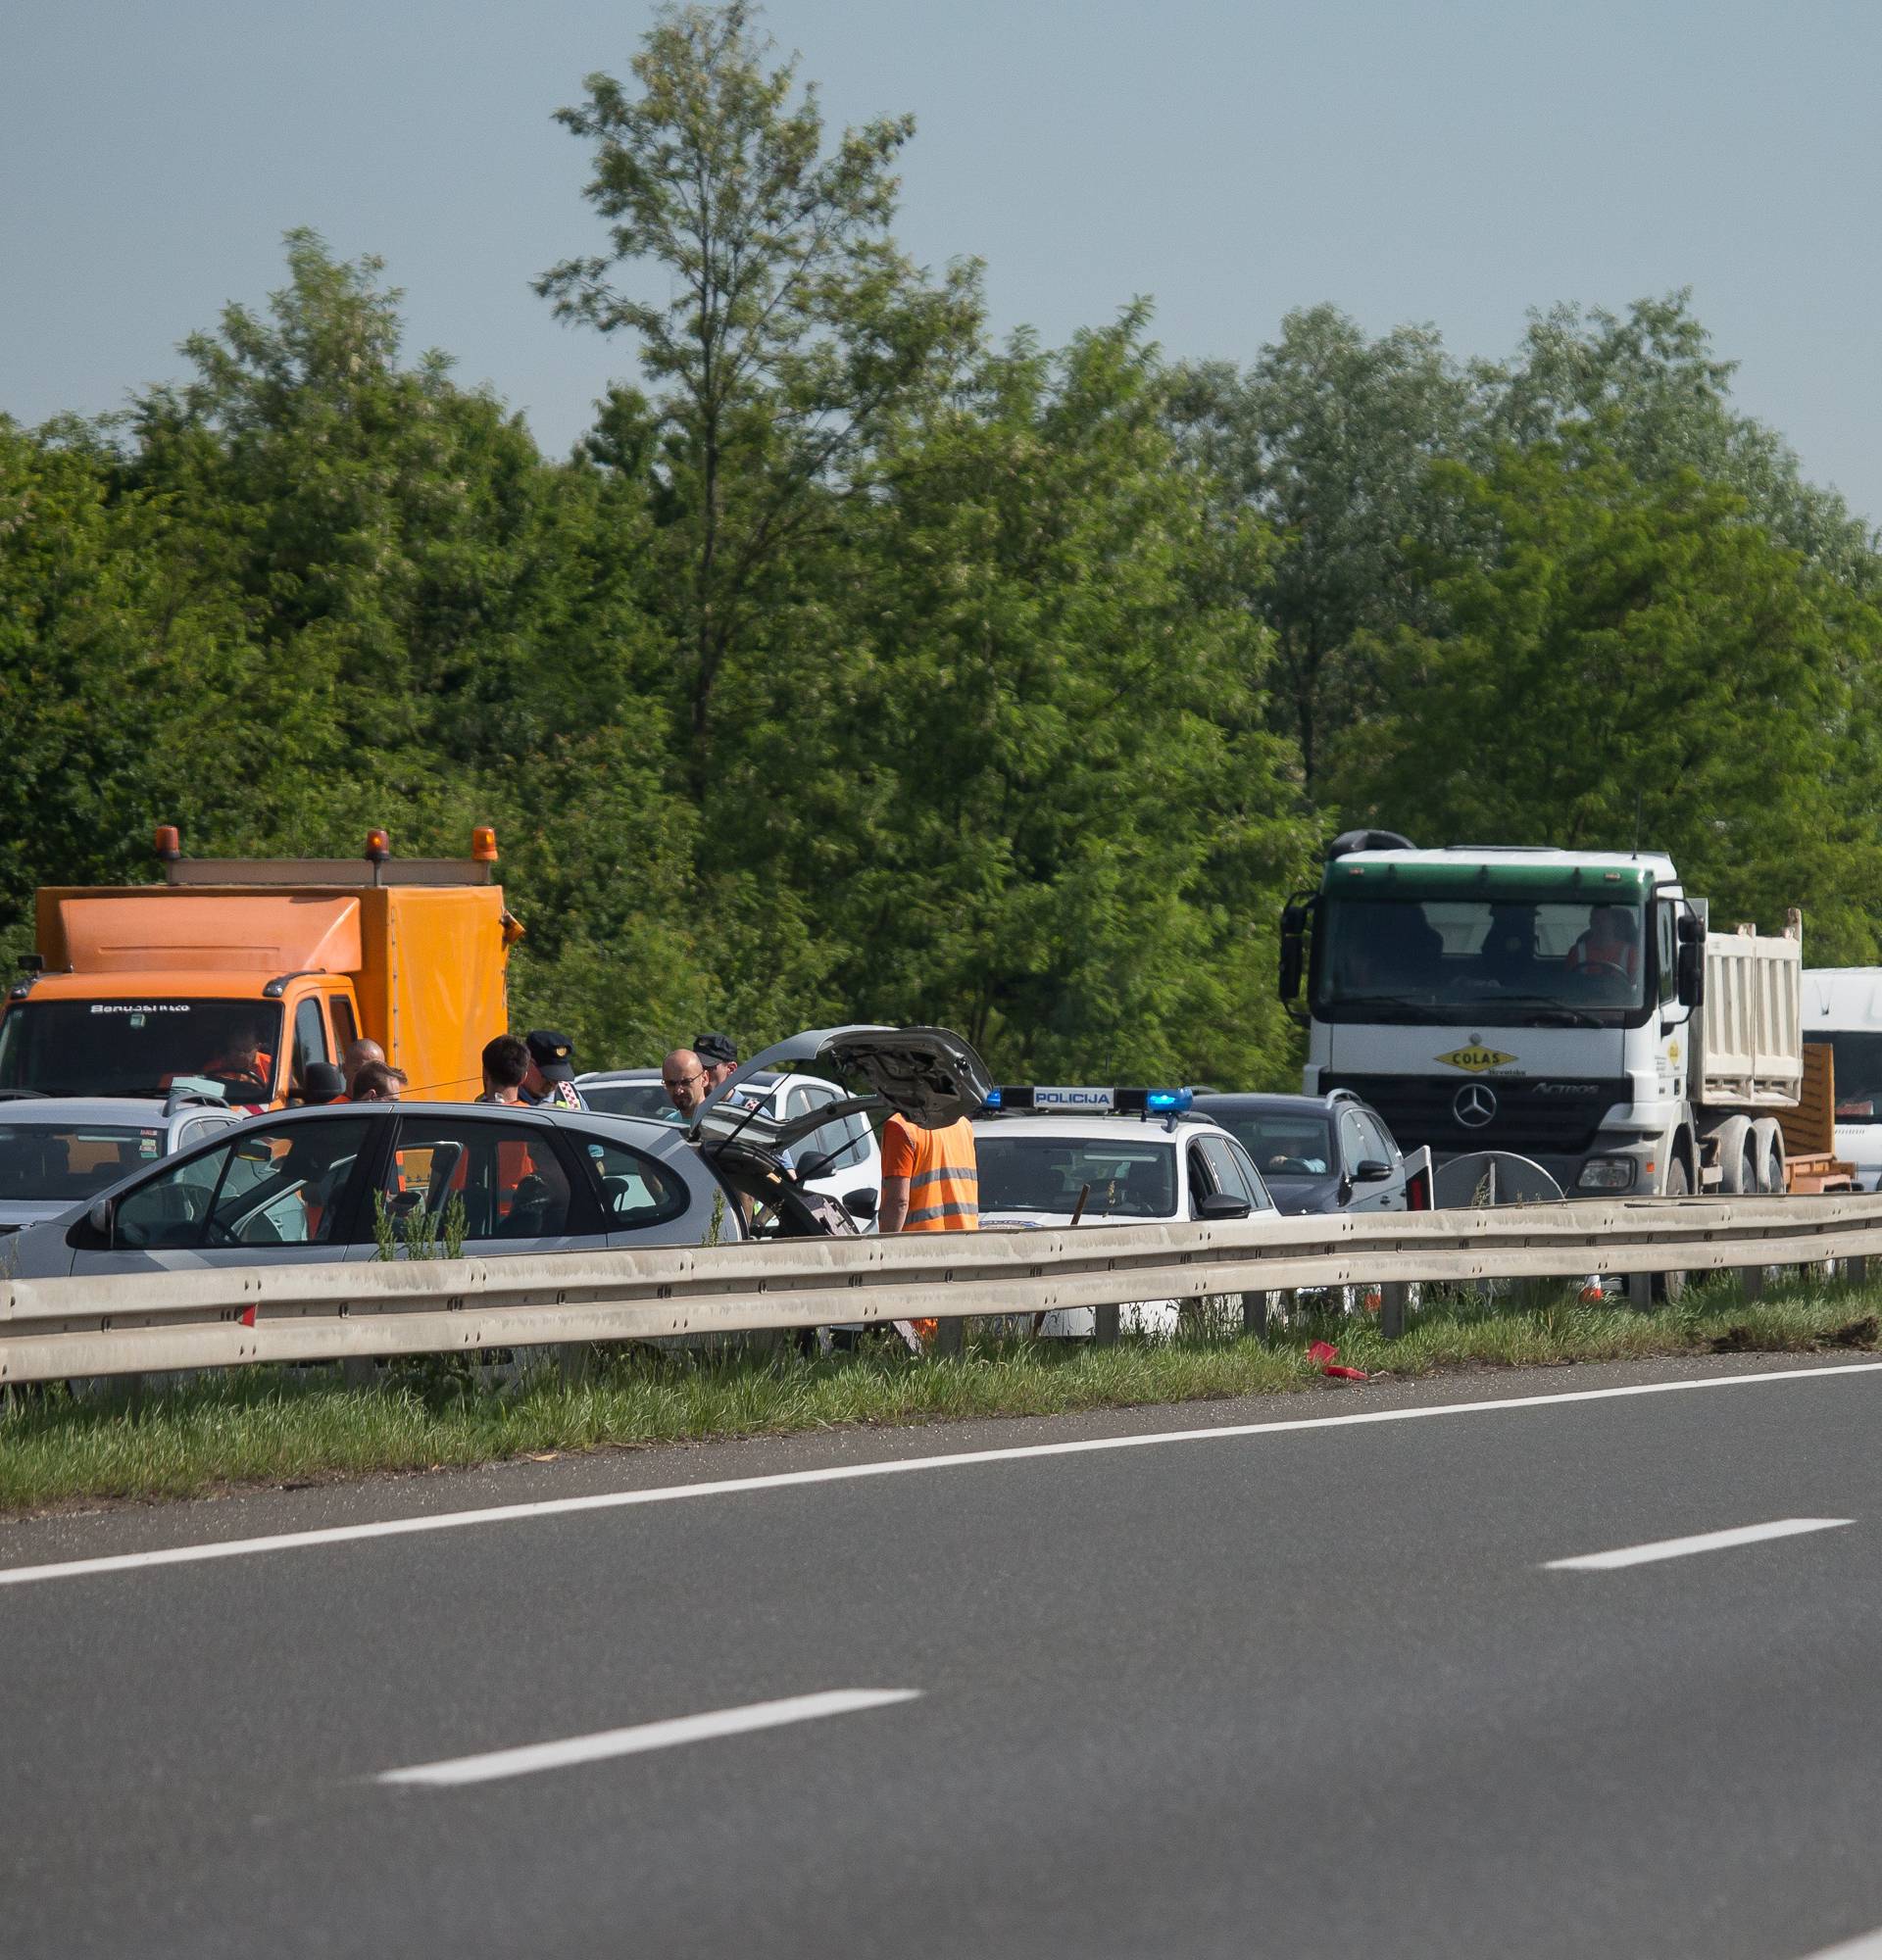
[1652,1153,1690,1303]
[1750,1117,1786,1195]
[1710,1116,1756,1195]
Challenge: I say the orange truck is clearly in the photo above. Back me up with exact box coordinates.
[0,826,521,1106]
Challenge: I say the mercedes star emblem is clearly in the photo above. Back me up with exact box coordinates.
[1454,1082,1498,1128]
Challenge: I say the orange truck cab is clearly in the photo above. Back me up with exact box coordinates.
[0,827,521,1107]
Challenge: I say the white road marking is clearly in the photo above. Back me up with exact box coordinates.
[1546,1517,1855,1571]
[4,1359,1881,1590]
[1795,1927,1882,1958]
[377,1689,920,1788]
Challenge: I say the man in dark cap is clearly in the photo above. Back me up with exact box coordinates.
[694,1031,739,1094]
[522,1030,587,1110]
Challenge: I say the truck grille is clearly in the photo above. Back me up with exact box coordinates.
[1323,1075,1627,1157]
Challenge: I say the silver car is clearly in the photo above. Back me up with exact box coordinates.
[0,1093,239,1236]
[4,1025,995,1278]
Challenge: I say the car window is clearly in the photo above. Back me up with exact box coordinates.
[1222,1136,1274,1210]
[977,1136,1176,1218]
[112,1119,369,1250]
[1215,1110,1333,1178]
[582,1139,690,1231]
[329,995,359,1060]
[1354,1110,1396,1165]
[112,1147,229,1250]
[207,1122,370,1248]
[379,1115,575,1242]
[0,1122,155,1204]
[1199,1135,1256,1204]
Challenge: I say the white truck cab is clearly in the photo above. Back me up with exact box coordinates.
[1281,840,1814,1204]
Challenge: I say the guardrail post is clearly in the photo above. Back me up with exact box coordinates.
[1846,1254,1868,1289]
[1739,1262,1764,1302]
[1242,1291,1267,1341]
[1094,1300,1121,1347]
[1378,1282,1408,1341]
[933,1313,965,1357]
[340,1357,375,1391]
[1625,1271,1653,1312]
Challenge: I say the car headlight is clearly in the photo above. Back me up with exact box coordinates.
[1577,1156,1635,1191]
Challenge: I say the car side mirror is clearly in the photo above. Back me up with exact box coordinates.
[1197,1192,1253,1221]
[844,1188,878,1221]
[1353,1158,1393,1182]
[85,1196,115,1246]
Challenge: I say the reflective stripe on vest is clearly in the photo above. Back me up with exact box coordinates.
[904,1154,978,1231]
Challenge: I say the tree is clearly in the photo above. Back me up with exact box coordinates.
[1485,293,1881,589]
[1327,432,1882,959]
[1169,307,1484,790]
[786,312,1317,1085]
[537,1,982,789]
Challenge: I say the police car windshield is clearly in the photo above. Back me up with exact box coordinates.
[977,1137,1177,1218]
[0,1123,155,1202]
[0,1002,284,1101]
[1313,894,1650,1027]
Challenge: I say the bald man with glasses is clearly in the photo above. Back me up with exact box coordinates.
[662,1050,710,1120]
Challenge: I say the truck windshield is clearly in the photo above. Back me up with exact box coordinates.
[0,1002,284,1102]
[1312,895,1651,1027]
[1828,1034,1882,1124]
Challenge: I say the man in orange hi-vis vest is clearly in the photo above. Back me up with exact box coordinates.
[878,1110,979,1234]
[878,1109,978,1347]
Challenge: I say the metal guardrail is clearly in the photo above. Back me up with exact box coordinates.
[4,1193,1882,1387]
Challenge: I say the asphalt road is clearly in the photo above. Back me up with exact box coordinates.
[7,1354,1882,1959]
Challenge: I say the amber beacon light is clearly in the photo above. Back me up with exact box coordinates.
[364,827,391,863]
[152,824,181,862]
[471,825,499,863]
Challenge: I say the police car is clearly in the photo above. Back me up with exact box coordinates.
[973,1086,1281,1337]
[0,1092,241,1234]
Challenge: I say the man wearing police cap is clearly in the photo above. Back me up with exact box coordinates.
[522,1030,587,1109]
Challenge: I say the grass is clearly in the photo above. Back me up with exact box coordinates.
[3,1275,1878,1517]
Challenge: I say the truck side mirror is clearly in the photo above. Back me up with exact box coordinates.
[1676,941,1705,1007]
[1676,910,1705,947]
[1278,904,1307,1003]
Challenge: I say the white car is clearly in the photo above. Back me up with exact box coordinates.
[973,1087,1281,1336]
[577,1066,884,1220]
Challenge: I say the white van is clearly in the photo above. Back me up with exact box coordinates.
[1803,968,1882,1191]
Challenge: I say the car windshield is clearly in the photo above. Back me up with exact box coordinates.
[1829,1033,1882,1125]
[0,1001,283,1102]
[977,1136,1177,1218]
[1313,893,1651,1027]
[580,1080,684,1122]
[0,1123,159,1203]
[1210,1112,1334,1178]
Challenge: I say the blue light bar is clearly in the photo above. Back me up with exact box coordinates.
[983,1086,1191,1116]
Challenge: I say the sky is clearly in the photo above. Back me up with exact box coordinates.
[5,0,1880,521]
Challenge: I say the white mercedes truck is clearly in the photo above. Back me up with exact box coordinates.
[1280,837,1843,1203]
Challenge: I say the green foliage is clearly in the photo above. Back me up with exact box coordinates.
[3,5,1879,1084]
[1327,433,1882,958]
